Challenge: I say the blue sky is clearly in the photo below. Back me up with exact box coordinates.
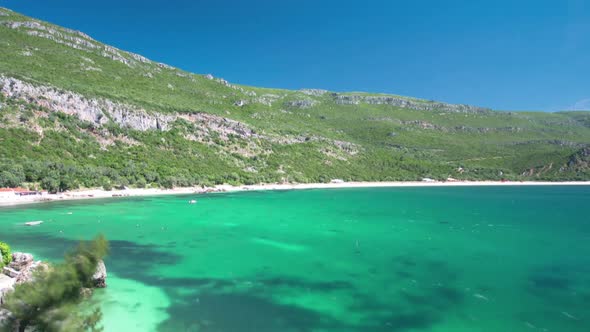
[1,0,589,111]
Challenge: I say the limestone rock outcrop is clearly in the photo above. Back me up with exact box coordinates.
[1,252,48,285]
[566,147,590,171]
[300,89,328,96]
[332,93,490,113]
[7,253,33,269]
[14,261,49,285]
[0,76,257,139]
[92,260,107,288]
[285,99,317,109]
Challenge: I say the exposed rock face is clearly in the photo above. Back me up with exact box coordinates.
[204,75,264,100]
[300,89,328,96]
[92,260,107,288]
[234,100,247,107]
[566,147,590,171]
[0,76,359,160]
[511,140,587,148]
[216,78,230,86]
[0,76,258,139]
[110,108,174,131]
[1,268,18,279]
[333,94,362,105]
[285,100,317,109]
[157,62,174,70]
[0,252,47,307]
[398,120,522,133]
[2,17,164,69]
[253,94,279,106]
[8,253,33,269]
[332,140,359,155]
[1,76,177,131]
[14,261,49,285]
[402,120,444,131]
[1,253,48,285]
[453,126,523,133]
[128,52,151,64]
[272,135,361,157]
[332,93,490,113]
[3,19,135,66]
[180,113,261,141]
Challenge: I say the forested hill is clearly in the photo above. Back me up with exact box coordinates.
[1,6,589,191]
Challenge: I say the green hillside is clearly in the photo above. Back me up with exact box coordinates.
[1,6,589,191]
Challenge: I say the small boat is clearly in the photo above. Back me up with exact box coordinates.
[189,200,197,204]
[25,221,43,226]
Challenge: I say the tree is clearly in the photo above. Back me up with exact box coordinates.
[41,172,60,193]
[135,177,147,188]
[2,235,109,332]
[161,176,176,189]
[0,171,21,188]
[99,177,112,191]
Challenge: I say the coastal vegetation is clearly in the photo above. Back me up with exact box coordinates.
[0,235,108,332]
[0,6,589,192]
[0,242,10,269]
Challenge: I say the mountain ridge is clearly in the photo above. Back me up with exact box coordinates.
[0,6,494,112]
[1,6,589,191]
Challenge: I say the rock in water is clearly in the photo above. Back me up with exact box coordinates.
[92,260,107,288]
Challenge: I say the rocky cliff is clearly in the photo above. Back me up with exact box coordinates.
[0,76,359,161]
[566,147,590,172]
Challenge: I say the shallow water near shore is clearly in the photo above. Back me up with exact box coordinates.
[0,186,589,331]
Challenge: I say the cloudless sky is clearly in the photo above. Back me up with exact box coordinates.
[1,0,589,111]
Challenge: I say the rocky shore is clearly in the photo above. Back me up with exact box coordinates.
[0,252,107,328]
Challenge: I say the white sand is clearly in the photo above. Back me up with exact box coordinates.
[0,181,588,207]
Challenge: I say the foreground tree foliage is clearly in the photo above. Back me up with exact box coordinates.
[0,241,11,269]
[1,235,109,332]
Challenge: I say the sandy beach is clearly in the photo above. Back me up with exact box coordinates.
[0,180,589,207]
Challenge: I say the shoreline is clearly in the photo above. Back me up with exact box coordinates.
[1,180,589,207]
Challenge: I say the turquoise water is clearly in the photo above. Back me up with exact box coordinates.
[0,186,589,331]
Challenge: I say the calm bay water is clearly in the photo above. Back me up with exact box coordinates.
[0,186,589,331]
